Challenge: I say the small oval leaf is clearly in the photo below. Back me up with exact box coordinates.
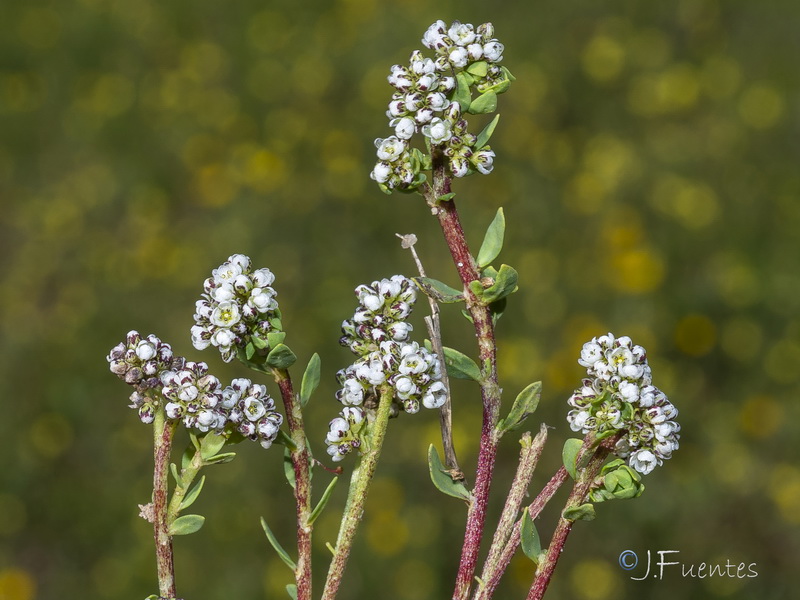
[481,264,518,304]
[300,353,321,407]
[180,475,206,511]
[476,114,500,150]
[468,90,498,114]
[286,584,298,600]
[476,208,506,269]
[428,445,470,501]
[266,343,297,369]
[499,381,542,434]
[442,346,483,382]
[563,503,596,522]
[520,507,542,563]
[200,432,227,460]
[169,514,205,536]
[562,438,583,480]
[414,277,465,304]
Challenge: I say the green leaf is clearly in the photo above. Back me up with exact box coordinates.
[442,346,483,382]
[170,463,180,487]
[180,475,206,511]
[427,445,471,501]
[204,451,236,465]
[251,334,270,350]
[169,514,205,536]
[308,476,339,525]
[286,584,298,600]
[276,428,298,452]
[563,503,596,522]
[476,207,506,268]
[200,432,227,460]
[498,381,542,434]
[266,331,286,348]
[245,341,256,360]
[520,507,542,563]
[300,352,321,407]
[453,72,472,111]
[468,90,498,115]
[476,114,500,150]
[481,264,518,304]
[466,60,489,77]
[562,438,583,480]
[284,447,296,490]
[260,516,297,571]
[414,277,465,304]
[266,343,297,369]
[181,443,194,472]
[437,192,456,203]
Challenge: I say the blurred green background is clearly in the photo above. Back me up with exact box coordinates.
[2,0,799,598]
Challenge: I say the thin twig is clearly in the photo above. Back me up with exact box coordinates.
[396,233,463,480]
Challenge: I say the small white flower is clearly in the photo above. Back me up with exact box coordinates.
[426,92,449,111]
[422,20,448,49]
[448,21,476,46]
[422,117,452,144]
[451,156,469,178]
[394,117,416,140]
[629,449,658,475]
[472,148,496,175]
[244,398,266,422]
[135,340,157,361]
[210,301,241,328]
[448,46,469,68]
[466,43,484,61]
[248,288,276,312]
[579,342,603,367]
[483,41,504,62]
[375,136,407,162]
[165,402,183,419]
[211,328,236,348]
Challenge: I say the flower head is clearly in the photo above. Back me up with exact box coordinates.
[567,334,679,475]
[192,255,280,363]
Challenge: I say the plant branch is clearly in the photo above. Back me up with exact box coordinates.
[321,386,394,600]
[475,425,548,599]
[273,367,313,600]
[527,434,621,600]
[152,408,178,599]
[424,152,502,600]
[397,232,463,481]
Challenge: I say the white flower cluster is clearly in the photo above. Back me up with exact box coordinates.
[567,334,680,475]
[326,276,447,462]
[161,361,225,432]
[107,331,185,423]
[221,378,283,449]
[370,20,508,191]
[191,254,279,363]
[108,332,283,448]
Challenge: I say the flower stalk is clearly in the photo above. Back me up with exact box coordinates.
[273,367,313,600]
[152,408,178,599]
[322,385,395,600]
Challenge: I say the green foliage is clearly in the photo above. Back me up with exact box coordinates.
[300,353,321,407]
[427,445,471,502]
[260,517,297,571]
[520,507,543,564]
[441,346,483,382]
[476,207,506,269]
[497,381,541,434]
[169,514,206,536]
[562,438,583,480]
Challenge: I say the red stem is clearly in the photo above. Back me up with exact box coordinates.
[276,372,313,600]
[426,158,502,600]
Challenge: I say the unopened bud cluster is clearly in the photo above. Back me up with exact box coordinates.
[326,276,446,461]
[107,331,185,423]
[192,254,280,363]
[567,334,680,475]
[371,19,510,191]
[108,332,283,449]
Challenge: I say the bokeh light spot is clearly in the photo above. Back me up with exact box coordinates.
[608,247,665,294]
[651,174,720,229]
[738,83,785,129]
[738,395,782,439]
[674,314,716,356]
[720,317,763,362]
[366,509,409,557]
[570,559,620,600]
[0,568,35,600]
[29,412,74,459]
[393,559,435,600]
[763,339,800,384]
[769,464,800,525]
[582,35,625,82]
